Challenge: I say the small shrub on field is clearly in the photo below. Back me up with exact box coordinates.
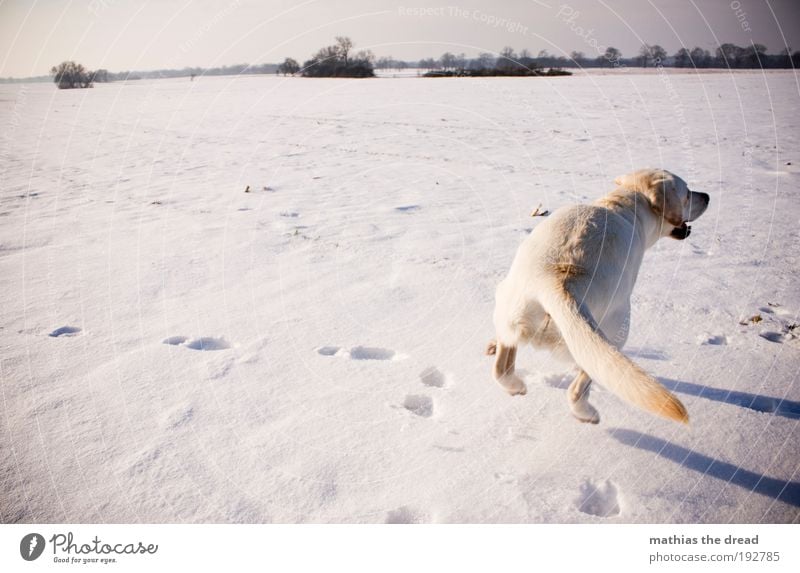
[50,61,94,89]
[301,37,375,78]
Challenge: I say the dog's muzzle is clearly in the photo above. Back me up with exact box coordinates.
[670,222,691,240]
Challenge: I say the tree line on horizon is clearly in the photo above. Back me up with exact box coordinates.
[393,43,799,72]
[21,40,799,88]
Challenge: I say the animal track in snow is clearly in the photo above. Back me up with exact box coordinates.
[162,336,231,351]
[419,366,450,388]
[186,337,230,351]
[127,447,162,478]
[697,333,727,345]
[691,244,713,256]
[316,345,404,361]
[403,394,434,417]
[385,506,428,524]
[316,346,343,356]
[350,346,396,360]
[626,347,669,361]
[49,326,81,337]
[759,331,788,343]
[576,479,621,518]
[742,305,799,345]
[395,205,421,213]
[165,405,194,429]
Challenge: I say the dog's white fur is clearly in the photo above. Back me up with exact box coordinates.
[489,169,709,424]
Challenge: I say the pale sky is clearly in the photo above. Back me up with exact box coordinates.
[1,0,798,77]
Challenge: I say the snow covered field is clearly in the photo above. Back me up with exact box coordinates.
[1,70,798,523]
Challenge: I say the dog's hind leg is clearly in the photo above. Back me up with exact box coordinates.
[568,370,600,424]
[492,343,527,396]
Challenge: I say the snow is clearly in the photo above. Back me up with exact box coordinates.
[1,70,798,523]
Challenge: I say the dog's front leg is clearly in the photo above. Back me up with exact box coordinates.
[568,370,600,424]
[492,342,527,396]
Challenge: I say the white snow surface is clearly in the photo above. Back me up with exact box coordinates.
[1,70,799,523]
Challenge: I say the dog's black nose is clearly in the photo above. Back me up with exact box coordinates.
[670,223,691,240]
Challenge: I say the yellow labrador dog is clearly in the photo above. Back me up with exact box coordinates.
[488,169,709,424]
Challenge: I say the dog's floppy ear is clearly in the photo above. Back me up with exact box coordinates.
[614,169,655,190]
[614,172,638,188]
[645,172,684,227]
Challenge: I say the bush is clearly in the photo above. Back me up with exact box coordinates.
[422,67,571,78]
[50,61,94,89]
[301,37,374,78]
[278,58,300,76]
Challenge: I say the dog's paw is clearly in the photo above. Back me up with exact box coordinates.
[509,385,527,396]
[571,400,600,424]
[496,374,527,396]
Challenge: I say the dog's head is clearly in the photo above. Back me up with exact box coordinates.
[614,169,709,240]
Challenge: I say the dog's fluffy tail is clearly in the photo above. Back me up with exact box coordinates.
[538,283,688,423]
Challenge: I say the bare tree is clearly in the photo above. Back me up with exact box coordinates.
[418,58,438,70]
[498,47,517,71]
[745,43,767,67]
[475,52,495,70]
[716,43,743,67]
[601,47,621,67]
[50,61,93,89]
[354,49,375,64]
[91,69,109,82]
[570,51,585,64]
[690,46,710,67]
[673,48,691,68]
[335,36,353,66]
[779,47,792,67]
[278,57,300,75]
[439,52,457,70]
[638,44,651,67]
[649,45,667,65]
[314,45,339,63]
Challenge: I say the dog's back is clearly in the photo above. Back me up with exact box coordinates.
[495,203,644,350]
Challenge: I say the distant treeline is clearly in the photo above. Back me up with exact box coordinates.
[423,67,571,78]
[4,41,796,85]
[1,62,280,84]
[385,43,800,72]
[99,62,279,82]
